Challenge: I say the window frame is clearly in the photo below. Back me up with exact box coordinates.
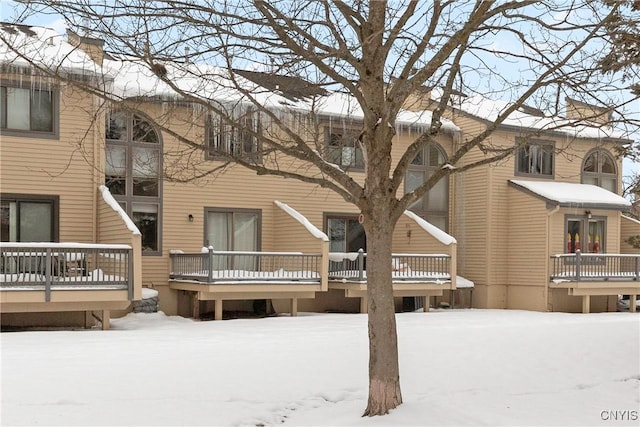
[105,110,162,256]
[0,193,59,242]
[324,128,365,171]
[514,138,555,178]
[0,81,59,139]
[564,214,607,255]
[323,213,367,253]
[404,143,450,232]
[203,207,262,250]
[204,109,262,161]
[581,149,618,193]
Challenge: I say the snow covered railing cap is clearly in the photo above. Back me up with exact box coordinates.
[99,185,141,235]
[0,242,131,250]
[274,200,329,241]
[403,210,457,245]
[509,180,632,211]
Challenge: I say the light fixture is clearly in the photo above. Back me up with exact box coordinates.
[585,210,592,219]
[188,214,194,222]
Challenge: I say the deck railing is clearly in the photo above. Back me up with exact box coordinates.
[0,243,134,300]
[170,248,322,283]
[328,249,452,282]
[550,251,640,282]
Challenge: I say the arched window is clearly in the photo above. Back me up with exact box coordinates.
[581,150,617,193]
[105,111,162,254]
[405,143,449,231]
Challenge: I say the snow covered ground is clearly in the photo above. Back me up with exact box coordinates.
[1,309,639,426]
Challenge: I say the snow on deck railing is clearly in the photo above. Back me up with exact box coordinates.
[169,249,322,283]
[328,250,452,283]
[0,243,134,300]
[550,251,640,282]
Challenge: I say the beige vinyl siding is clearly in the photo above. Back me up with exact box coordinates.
[273,203,326,254]
[506,187,549,311]
[506,188,548,285]
[453,152,491,305]
[620,215,640,254]
[0,81,100,243]
[392,214,453,254]
[96,188,142,300]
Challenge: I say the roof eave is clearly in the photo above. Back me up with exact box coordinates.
[508,181,631,212]
[446,105,631,144]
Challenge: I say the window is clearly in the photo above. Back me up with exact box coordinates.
[325,215,366,253]
[0,84,57,136]
[205,209,260,270]
[516,139,554,177]
[205,107,260,159]
[0,194,58,242]
[582,150,617,193]
[405,144,449,231]
[326,130,364,170]
[566,215,605,254]
[105,111,161,254]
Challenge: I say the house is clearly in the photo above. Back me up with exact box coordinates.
[0,24,637,329]
[404,89,640,312]
[0,24,142,329]
[1,24,464,327]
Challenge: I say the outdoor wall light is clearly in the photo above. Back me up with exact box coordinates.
[188,214,194,222]
[585,210,592,219]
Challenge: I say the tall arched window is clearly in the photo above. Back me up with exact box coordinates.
[405,143,449,231]
[105,111,162,254]
[581,149,617,193]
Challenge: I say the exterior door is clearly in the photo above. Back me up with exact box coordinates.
[326,216,366,253]
[205,209,260,270]
[1,197,56,242]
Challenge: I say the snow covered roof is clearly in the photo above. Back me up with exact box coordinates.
[101,59,460,132]
[431,88,628,141]
[0,23,103,79]
[0,23,459,133]
[509,180,632,211]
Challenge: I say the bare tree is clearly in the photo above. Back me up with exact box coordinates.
[4,0,640,416]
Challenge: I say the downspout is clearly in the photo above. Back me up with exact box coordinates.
[92,94,100,243]
[546,205,561,311]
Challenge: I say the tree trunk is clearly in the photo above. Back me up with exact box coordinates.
[362,215,402,416]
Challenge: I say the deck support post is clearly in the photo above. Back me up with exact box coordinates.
[360,296,367,313]
[423,296,429,312]
[101,310,110,330]
[631,295,637,313]
[84,311,92,329]
[192,293,200,319]
[582,295,591,314]
[290,298,298,317]
[214,299,223,320]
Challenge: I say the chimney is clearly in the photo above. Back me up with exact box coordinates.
[565,97,612,126]
[402,85,434,112]
[67,29,105,65]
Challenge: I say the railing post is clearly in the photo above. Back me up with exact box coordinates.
[45,248,52,302]
[127,248,134,300]
[208,247,214,283]
[575,250,581,282]
[635,256,639,282]
[358,248,364,281]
